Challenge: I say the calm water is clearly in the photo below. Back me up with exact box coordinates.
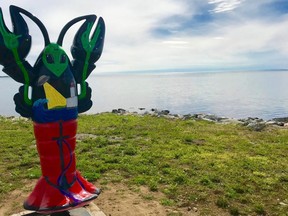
[1,70,288,120]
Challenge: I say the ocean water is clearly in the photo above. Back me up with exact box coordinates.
[1,70,288,120]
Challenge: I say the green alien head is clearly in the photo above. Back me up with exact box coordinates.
[42,43,68,77]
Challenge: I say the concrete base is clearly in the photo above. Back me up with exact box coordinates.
[11,203,106,216]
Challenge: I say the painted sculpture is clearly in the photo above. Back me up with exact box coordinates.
[0,5,105,213]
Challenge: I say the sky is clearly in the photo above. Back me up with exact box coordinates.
[1,0,288,74]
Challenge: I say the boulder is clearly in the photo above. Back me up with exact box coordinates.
[246,122,266,131]
[272,117,288,123]
[112,108,127,114]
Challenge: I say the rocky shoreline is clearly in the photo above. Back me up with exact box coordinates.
[112,108,288,131]
[2,107,288,131]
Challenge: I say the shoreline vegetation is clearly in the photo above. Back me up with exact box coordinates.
[0,109,288,215]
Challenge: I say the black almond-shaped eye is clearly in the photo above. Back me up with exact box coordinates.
[46,54,54,64]
[60,54,66,63]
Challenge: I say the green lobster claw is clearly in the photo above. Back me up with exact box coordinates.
[56,14,105,113]
[0,5,35,116]
[69,15,105,112]
[71,16,105,65]
[0,5,50,117]
[0,6,32,83]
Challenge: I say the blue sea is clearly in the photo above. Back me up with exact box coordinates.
[1,70,288,120]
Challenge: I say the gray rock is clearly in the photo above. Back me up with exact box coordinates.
[266,120,284,126]
[173,114,183,118]
[247,122,266,131]
[112,109,118,114]
[110,108,288,128]
[159,110,170,115]
[182,114,193,120]
[272,117,288,123]
[220,118,244,125]
[202,114,228,122]
[112,108,127,114]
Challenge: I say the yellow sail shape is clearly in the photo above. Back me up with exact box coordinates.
[43,82,66,109]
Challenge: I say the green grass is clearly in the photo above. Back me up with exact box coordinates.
[1,113,288,215]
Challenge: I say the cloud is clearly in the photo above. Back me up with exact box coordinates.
[208,0,245,13]
[0,0,288,74]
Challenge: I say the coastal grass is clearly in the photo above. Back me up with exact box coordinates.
[0,113,288,215]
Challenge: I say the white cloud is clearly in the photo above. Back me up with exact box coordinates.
[0,0,288,74]
[209,0,245,13]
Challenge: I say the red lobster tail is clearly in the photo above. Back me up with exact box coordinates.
[24,120,100,214]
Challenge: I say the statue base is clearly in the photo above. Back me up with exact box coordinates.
[11,203,106,216]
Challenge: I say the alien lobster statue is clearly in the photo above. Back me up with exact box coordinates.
[0,5,105,214]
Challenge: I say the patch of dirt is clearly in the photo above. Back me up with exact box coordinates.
[0,180,36,216]
[77,133,99,140]
[0,181,201,216]
[96,183,199,216]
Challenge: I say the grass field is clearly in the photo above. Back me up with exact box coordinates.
[0,113,287,215]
